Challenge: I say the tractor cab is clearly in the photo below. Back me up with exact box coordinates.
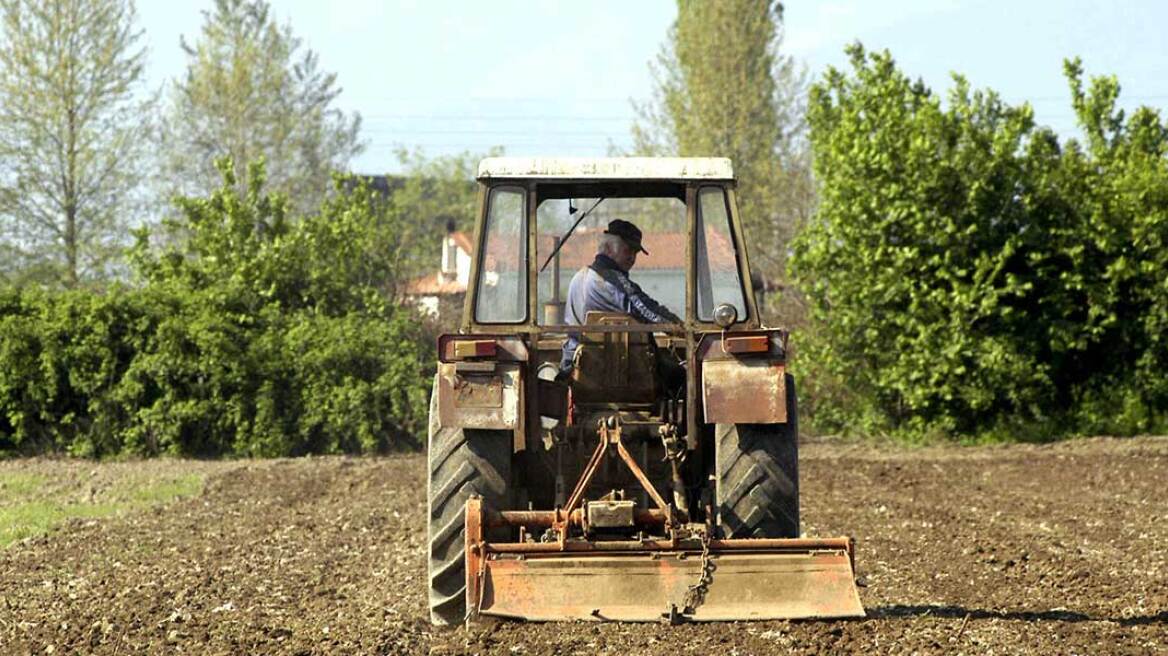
[462,158,759,427]
[427,157,863,624]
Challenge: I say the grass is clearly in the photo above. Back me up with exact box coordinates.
[0,467,208,548]
[0,472,47,496]
[0,500,121,546]
[128,473,203,504]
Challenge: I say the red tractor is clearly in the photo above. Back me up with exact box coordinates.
[428,157,863,624]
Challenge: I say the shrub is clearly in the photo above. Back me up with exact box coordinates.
[792,45,1168,440]
[0,161,431,457]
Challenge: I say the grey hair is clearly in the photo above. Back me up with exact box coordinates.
[598,233,625,256]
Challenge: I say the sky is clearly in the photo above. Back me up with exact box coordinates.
[137,0,1168,175]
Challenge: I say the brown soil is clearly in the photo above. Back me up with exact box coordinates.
[2,438,1165,655]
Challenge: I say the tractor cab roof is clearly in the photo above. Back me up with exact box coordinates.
[476,157,734,181]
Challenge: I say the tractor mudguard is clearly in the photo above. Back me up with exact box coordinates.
[436,362,523,431]
[700,332,789,424]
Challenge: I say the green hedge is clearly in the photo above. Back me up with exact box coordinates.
[792,45,1168,441]
[0,162,430,457]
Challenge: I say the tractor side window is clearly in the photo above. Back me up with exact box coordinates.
[475,186,527,323]
[695,187,747,322]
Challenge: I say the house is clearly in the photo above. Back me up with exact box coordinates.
[404,228,474,318]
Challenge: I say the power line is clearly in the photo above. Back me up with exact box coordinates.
[351,95,635,103]
[362,131,634,139]
[361,129,626,138]
[363,142,621,149]
[362,141,618,149]
[361,114,633,122]
[1021,94,1168,102]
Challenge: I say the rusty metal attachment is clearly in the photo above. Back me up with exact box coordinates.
[465,495,865,622]
[659,423,689,516]
[463,415,865,623]
[556,417,677,537]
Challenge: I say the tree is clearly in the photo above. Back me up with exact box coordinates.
[0,0,152,287]
[0,162,432,457]
[119,160,429,456]
[791,44,1168,440]
[161,0,362,215]
[385,148,493,283]
[1058,58,1168,432]
[793,44,1048,438]
[631,0,811,305]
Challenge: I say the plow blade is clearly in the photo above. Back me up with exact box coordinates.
[464,496,864,623]
[475,547,865,621]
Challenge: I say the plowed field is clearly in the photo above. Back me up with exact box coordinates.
[2,437,1165,654]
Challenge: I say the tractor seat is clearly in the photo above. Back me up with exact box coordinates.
[570,312,659,405]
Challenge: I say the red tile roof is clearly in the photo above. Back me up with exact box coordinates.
[405,229,737,297]
[404,272,465,295]
[450,231,474,254]
[405,232,474,296]
[540,228,734,271]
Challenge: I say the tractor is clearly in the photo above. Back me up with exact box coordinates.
[428,157,863,624]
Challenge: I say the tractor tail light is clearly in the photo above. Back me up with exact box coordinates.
[452,339,498,359]
[722,334,770,355]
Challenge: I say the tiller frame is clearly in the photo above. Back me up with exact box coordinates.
[465,418,866,623]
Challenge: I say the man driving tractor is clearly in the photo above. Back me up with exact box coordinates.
[560,219,685,388]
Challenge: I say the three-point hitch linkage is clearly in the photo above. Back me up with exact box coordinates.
[464,416,865,622]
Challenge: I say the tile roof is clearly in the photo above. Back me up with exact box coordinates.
[542,229,734,271]
[450,231,474,254]
[404,272,465,295]
[405,229,737,296]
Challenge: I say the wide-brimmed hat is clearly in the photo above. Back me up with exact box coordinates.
[604,219,648,254]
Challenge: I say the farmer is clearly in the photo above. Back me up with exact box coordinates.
[559,219,684,388]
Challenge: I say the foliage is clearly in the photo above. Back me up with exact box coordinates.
[0,161,430,457]
[0,0,153,287]
[385,148,489,285]
[160,0,362,216]
[631,0,812,306]
[0,286,150,455]
[792,44,1168,440]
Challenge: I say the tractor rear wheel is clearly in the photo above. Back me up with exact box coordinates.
[714,373,799,538]
[427,385,512,625]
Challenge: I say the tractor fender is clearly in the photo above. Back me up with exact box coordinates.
[699,332,789,425]
[435,361,524,432]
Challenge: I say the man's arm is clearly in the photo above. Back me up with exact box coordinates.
[594,267,682,324]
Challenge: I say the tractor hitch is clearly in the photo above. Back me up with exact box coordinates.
[463,416,865,623]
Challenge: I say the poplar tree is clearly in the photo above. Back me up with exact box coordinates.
[632,0,811,291]
[0,0,151,287]
[160,0,363,215]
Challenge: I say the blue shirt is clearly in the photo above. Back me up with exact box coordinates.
[560,253,682,370]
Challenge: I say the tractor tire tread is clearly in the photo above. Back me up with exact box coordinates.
[426,382,511,626]
[714,373,800,539]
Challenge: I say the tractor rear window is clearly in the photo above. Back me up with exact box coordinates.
[536,196,687,324]
[696,187,747,322]
[475,186,527,323]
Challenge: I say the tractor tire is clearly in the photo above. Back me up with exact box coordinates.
[427,384,512,626]
[715,373,799,539]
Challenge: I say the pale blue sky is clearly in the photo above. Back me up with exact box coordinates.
[137,1,1167,174]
